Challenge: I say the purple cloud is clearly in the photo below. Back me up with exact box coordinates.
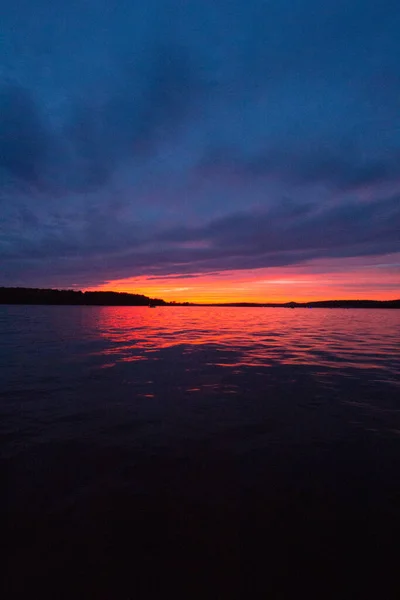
[1,0,400,288]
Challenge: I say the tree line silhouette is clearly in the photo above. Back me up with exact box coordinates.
[0,287,399,308]
[0,287,167,306]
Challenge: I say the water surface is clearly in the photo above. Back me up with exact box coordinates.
[2,306,400,597]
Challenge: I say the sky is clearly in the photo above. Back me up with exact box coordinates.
[1,0,399,302]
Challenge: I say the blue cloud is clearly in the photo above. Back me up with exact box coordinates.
[1,0,400,286]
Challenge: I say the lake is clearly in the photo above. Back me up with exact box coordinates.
[2,306,400,598]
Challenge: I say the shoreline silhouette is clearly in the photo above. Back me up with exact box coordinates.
[1,287,399,308]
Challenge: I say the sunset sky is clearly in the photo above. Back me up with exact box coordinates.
[1,0,399,302]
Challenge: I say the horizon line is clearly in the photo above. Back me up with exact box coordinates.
[1,286,399,306]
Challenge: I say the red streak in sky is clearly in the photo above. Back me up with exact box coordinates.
[89,255,400,303]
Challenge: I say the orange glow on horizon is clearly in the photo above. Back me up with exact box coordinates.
[87,255,399,303]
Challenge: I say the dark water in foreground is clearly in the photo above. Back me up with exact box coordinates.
[2,306,400,598]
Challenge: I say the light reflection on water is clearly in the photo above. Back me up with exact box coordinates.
[89,306,400,373]
[2,304,400,599]
[0,305,399,452]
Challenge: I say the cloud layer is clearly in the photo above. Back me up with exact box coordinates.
[1,0,400,289]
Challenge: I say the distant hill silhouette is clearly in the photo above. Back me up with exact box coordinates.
[0,287,399,308]
[179,299,400,308]
[0,287,166,306]
[287,299,400,309]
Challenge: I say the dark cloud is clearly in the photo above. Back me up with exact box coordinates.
[58,43,206,191]
[201,146,400,193]
[0,83,52,185]
[1,0,400,287]
[2,192,399,286]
